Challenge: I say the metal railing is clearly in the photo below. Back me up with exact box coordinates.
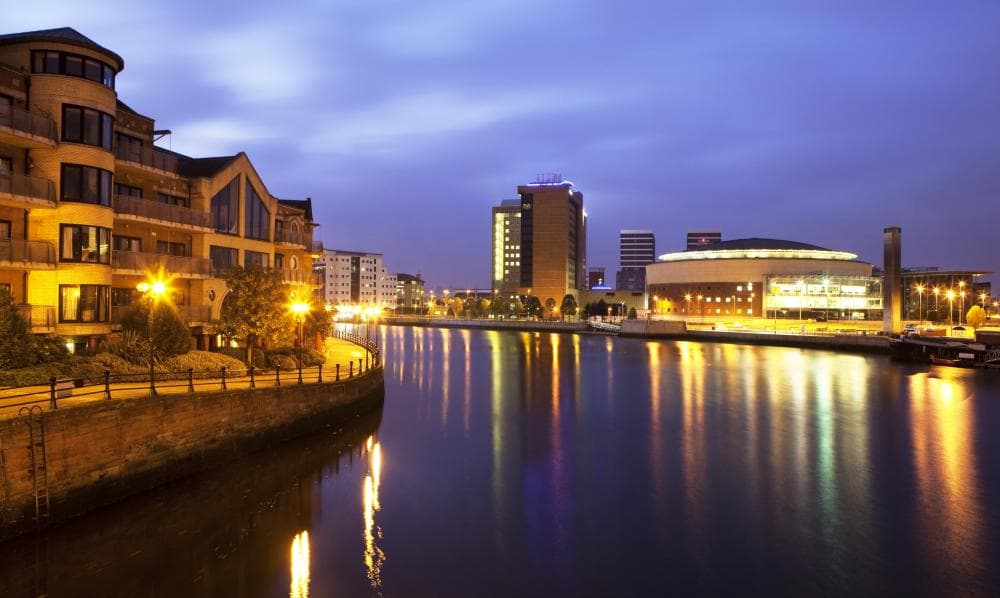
[112,251,211,277]
[15,305,55,330]
[114,144,179,173]
[281,269,310,284]
[0,239,56,266]
[0,105,57,143]
[275,229,308,247]
[0,172,57,204]
[113,194,211,229]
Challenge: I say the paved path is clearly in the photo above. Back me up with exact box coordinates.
[0,337,375,421]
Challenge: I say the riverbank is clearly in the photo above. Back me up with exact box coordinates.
[385,316,891,354]
[0,359,384,541]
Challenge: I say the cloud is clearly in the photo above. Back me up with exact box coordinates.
[168,118,277,156]
[303,87,611,155]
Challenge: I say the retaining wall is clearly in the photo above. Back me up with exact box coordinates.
[386,317,588,333]
[0,370,384,540]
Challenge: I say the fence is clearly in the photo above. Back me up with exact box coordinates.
[112,250,211,277]
[0,172,56,204]
[0,340,381,414]
[15,305,56,330]
[114,144,179,173]
[0,104,58,142]
[113,194,212,229]
[0,239,56,266]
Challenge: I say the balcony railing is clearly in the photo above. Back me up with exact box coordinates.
[0,105,57,143]
[114,144,178,173]
[112,304,213,325]
[16,304,56,330]
[0,239,56,266]
[0,172,57,205]
[112,251,211,277]
[310,241,324,254]
[275,229,308,247]
[113,194,212,229]
[281,269,310,284]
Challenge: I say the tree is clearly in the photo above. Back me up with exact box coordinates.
[121,301,193,357]
[544,298,557,318]
[476,298,490,317]
[524,296,542,319]
[967,305,987,329]
[302,296,333,350]
[628,307,638,320]
[219,265,289,364]
[560,294,578,321]
[450,297,465,319]
[0,287,29,369]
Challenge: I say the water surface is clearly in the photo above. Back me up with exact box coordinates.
[2,326,1000,596]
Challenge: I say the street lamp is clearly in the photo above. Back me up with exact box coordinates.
[915,284,924,324]
[946,289,955,327]
[960,290,967,325]
[290,299,310,384]
[136,278,168,397]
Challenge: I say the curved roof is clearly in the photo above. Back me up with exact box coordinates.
[687,238,830,252]
[0,27,124,71]
[658,237,857,263]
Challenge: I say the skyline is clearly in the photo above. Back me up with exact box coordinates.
[7,2,1000,286]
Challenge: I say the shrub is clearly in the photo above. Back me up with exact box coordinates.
[120,303,193,357]
[218,346,270,368]
[0,287,29,369]
[265,347,326,366]
[162,351,246,375]
[0,355,110,387]
[628,307,638,320]
[269,354,297,370]
[100,330,150,365]
[25,335,70,366]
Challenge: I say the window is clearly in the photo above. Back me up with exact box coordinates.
[0,95,11,128]
[111,287,138,307]
[245,250,269,268]
[59,285,110,323]
[115,132,143,161]
[0,220,10,239]
[60,225,110,263]
[114,183,142,198]
[61,164,111,206]
[210,245,238,275]
[32,50,116,89]
[157,192,189,207]
[0,156,11,175]
[62,105,113,150]
[156,240,187,257]
[244,181,270,240]
[274,253,284,269]
[113,236,141,252]
[211,177,239,234]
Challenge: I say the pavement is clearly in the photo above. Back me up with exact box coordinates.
[0,337,375,421]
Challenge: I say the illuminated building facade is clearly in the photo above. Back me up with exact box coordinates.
[316,249,396,309]
[515,177,586,305]
[686,229,721,250]
[646,238,883,319]
[900,269,992,323]
[394,273,425,312]
[0,27,317,350]
[490,199,521,294]
[587,266,606,289]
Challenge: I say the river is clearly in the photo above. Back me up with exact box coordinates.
[2,326,1000,596]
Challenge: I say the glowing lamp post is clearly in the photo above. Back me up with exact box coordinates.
[915,284,924,324]
[291,300,310,384]
[946,289,955,327]
[136,278,167,397]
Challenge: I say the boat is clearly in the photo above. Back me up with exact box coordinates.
[891,332,1000,369]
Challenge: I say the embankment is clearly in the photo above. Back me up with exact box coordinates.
[0,369,384,541]
[620,320,890,353]
[386,316,588,333]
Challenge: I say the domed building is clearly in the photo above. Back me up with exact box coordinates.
[645,238,883,320]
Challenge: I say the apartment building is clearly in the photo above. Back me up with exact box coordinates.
[0,28,318,350]
[314,249,396,309]
[490,199,521,295]
[395,272,425,312]
[617,229,655,291]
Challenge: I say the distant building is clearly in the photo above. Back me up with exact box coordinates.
[492,175,587,304]
[314,249,396,309]
[491,199,522,295]
[395,273,425,312]
[686,230,722,250]
[617,229,654,291]
[587,266,606,289]
[900,268,992,323]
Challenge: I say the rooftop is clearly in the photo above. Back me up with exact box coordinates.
[658,237,858,263]
[0,27,124,70]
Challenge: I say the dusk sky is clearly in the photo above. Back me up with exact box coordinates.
[9,2,1000,287]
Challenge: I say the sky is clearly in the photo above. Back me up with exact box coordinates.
[8,1,1000,288]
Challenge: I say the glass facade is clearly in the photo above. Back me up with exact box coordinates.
[62,104,113,150]
[32,50,116,89]
[61,163,112,206]
[59,285,110,323]
[59,224,110,263]
[244,180,270,240]
[211,177,239,234]
[210,245,238,275]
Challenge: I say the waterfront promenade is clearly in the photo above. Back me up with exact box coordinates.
[0,337,375,420]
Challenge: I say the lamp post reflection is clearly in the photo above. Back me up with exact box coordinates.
[363,435,384,590]
[290,530,310,598]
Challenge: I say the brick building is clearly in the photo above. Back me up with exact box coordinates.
[0,27,319,351]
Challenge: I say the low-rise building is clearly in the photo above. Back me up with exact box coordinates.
[314,249,396,309]
[395,273,425,312]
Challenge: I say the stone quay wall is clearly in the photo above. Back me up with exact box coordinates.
[0,369,384,541]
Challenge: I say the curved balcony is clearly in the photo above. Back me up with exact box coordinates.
[0,239,56,269]
[0,105,58,148]
[114,144,179,174]
[112,251,211,278]
[0,173,57,208]
[113,194,212,231]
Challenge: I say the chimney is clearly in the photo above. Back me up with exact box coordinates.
[883,227,902,334]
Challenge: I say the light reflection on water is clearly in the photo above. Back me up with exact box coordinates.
[3,326,1000,597]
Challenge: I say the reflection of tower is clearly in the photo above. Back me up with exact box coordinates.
[363,435,384,590]
[883,227,902,333]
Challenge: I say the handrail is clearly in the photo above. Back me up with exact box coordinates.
[0,104,57,142]
[275,229,308,247]
[112,250,211,276]
[114,144,178,173]
[15,305,55,329]
[0,239,56,265]
[0,172,57,203]
[113,194,211,228]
